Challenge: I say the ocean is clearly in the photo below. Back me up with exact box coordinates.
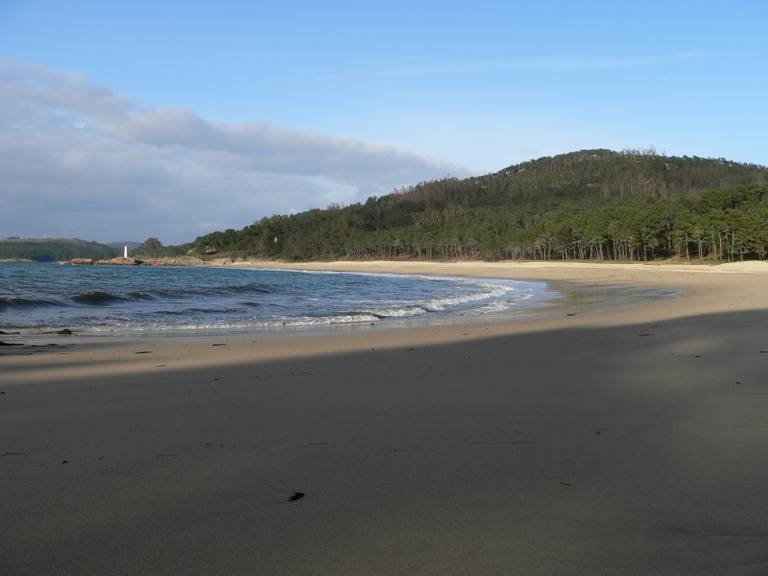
[0,263,555,335]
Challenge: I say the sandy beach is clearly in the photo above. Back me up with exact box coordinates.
[3,261,768,574]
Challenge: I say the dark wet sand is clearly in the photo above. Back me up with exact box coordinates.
[3,264,768,574]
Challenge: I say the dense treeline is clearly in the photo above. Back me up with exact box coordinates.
[0,238,119,262]
[190,149,768,262]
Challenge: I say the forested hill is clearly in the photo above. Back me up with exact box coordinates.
[0,238,119,262]
[191,149,768,262]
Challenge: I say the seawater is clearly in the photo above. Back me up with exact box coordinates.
[0,263,555,334]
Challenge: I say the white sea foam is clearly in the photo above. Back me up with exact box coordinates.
[476,301,510,314]
[358,306,427,318]
[258,313,381,327]
[422,281,514,311]
[88,313,382,333]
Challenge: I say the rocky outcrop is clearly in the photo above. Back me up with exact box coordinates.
[97,257,144,266]
[67,257,141,265]
[137,256,204,266]
[67,256,204,267]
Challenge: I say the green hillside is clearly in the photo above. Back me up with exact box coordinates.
[130,237,190,258]
[191,149,768,262]
[0,238,119,262]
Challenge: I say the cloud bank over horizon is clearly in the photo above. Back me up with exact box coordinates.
[0,59,466,244]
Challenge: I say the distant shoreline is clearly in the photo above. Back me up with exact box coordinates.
[6,254,768,272]
[207,257,768,276]
[44,255,768,273]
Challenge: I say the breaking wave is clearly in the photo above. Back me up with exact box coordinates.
[145,283,274,298]
[0,297,63,309]
[72,291,126,305]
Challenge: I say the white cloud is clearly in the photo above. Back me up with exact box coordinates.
[0,59,465,243]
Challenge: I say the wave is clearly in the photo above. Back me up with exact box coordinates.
[88,313,382,333]
[221,283,274,295]
[0,297,64,309]
[351,283,520,320]
[127,291,154,300]
[142,282,274,298]
[71,291,126,305]
[260,313,381,327]
[355,306,427,319]
[422,282,512,311]
[476,301,510,314]
[156,307,246,316]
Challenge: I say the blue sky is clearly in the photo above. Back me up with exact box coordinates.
[0,0,766,241]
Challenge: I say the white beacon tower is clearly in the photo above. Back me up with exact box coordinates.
[123,245,128,258]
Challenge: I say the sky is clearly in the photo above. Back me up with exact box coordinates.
[0,0,766,243]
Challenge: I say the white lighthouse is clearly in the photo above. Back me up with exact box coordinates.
[123,245,129,259]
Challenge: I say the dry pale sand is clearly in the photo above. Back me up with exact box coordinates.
[2,261,768,575]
